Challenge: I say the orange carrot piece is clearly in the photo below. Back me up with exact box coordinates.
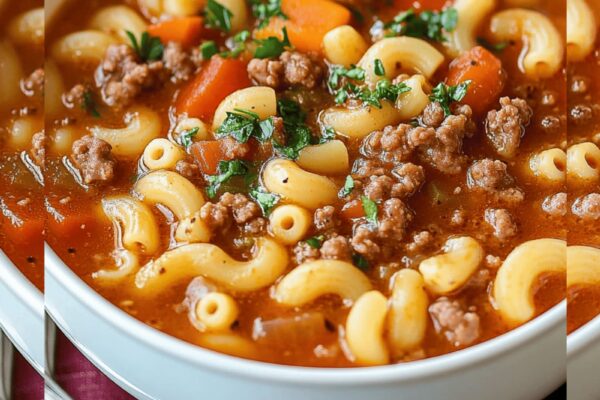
[446,46,506,115]
[191,140,226,175]
[176,56,251,120]
[255,0,351,53]
[148,16,204,47]
[340,200,366,220]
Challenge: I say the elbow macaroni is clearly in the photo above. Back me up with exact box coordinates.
[262,159,338,209]
[395,75,431,120]
[490,9,564,79]
[346,291,389,366]
[493,238,566,325]
[0,40,23,109]
[135,238,288,292]
[566,0,597,61]
[445,0,496,57]
[212,86,277,130]
[419,236,484,295]
[387,269,429,356]
[8,117,43,151]
[45,60,66,119]
[91,106,162,157]
[529,148,567,182]
[296,140,349,175]
[268,205,312,245]
[567,246,600,287]
[142,138,185,171]
[567,142,600,181]
[320,101,402,139]
[195,292,240,332]
[273,260,372,306]
[358,37,444,84]
[52,30,119,64]
[8,7,44,47]
[89,5,148,42]
[323,25,368,67]
[93,249,140,281]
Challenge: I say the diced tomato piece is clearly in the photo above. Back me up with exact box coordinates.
[340,200,366,220]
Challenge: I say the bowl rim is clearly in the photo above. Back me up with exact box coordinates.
[46,244,566,386]
[567,311,600,359]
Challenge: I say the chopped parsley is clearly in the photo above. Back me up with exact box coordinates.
[374,59,385,76]
[383,7,458,42]
[306,235,325,249]
[205,0,233,32]
[357,79,411,108]
[274,99,313,159]
[476,37,510,53]
[429,81,472,116]
[319,126,336,144]
[82,90,100,118]
[205,160,250,199]
[361,195,378,225]
[200,41,218,59]
[223,30,250,58]
[180,127,199,149]
[327,65,366,91]
[352,253,369,270]
[250,186,280,215]
[254,27,291,59]
[125,31,163,62]
[250,0,287,29]
[216,108,275,143]
[339,176,355,198]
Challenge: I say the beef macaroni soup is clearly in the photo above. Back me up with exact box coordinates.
[0,0,44,291]
[42,0,593,367]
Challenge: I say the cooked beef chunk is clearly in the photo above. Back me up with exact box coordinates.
[175,159,200,179]
[71,135,116,184]
[542,193,567,217]
[485,97,532,158]
[314,206,338,231]
[22,68,44,97]
[293,241,320,264]
[484,208,518,240]
[200,193,266,234]
[247,51,323,89]
[162,42,197,83]
[572,193,600,221]
[467,159,524,205]
[429,298,480,347]
[30,131,46,168]
[320,235,352,261]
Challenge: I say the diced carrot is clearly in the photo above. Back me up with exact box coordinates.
[340,200,365,220]
[255,0,351,53]
[0,217,43,246]
[148,16,204,47]
[446,46,506,115]
[191,140,226,175]
[176,56,251,120]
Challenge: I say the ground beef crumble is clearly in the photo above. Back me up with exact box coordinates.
[200,192,266,234]
[572,193,600,221]
[293,241,319,264]
[429,298,480,347]
[314,206,338,231]
[542,193,567,217]
[30,131,46,168]
[71,135,116,184]
[467,159,524,205]
[22,68,44,97]
[247,51,323,89]
[484,208,518,240]
[320,235,352,261]
[485,97,532,158]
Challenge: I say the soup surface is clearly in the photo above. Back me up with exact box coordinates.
[39,0,595,367]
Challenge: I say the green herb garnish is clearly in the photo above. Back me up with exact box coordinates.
[205,0,233,32]
[429,80,471,116]
[180,127,199,149]
[357,80,411,108]
[319,126,336,144]
[476,37,510,53]
[200,41,218,59]
[250,186,280,215]
[250,0,287,29]
[82,90,100,118]
[384,7,458,42]
[352,253,369,270]
[306,235,325,249]
[274,99,313,159]
[125,31,163,62]
[206,160,249,198]
[374,59,385,76]
[361,195,378,225]
[216,108,275,143]
[328,65,366,91]
[339,176,355,198]
[254,27,291,59]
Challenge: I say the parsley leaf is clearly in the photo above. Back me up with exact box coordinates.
[358,80,411,108]
[250,0,287,29]
[126,31,163,62]
[352,253,369,270]
[476,37,509,53]
[383,7,458,42]
[361,195,378,225]
[374,59,385,76]
[82,90,100,118]
[205,160,249,199]
[274,99,313,159]
[429,80,472,116]
[200,41,219,59]
[339,176,355,198]
[205,0,233,32]
[222,30,250,58]
[306,235,325,249]
[216,109,275,143]
[249,186,280,215]
[319,126,336,144]
[180,127,199,149]
[254,27,291,59]
[328,65,366,91]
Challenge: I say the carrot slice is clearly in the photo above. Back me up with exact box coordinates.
[446,46,506,115]
[255,0,351,53]
[340,200,366,220]
[176,56,251,120]
[190,140,226,175]
[147,16,204,47]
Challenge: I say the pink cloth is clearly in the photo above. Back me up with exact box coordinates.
[54,331,135,400]
[11,351,43,400]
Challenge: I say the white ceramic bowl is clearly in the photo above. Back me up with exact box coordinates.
[45,245,566,400]
[0,250,44,374]
[567,314,600,400]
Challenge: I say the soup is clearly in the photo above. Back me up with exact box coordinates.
[45,0,579,367]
